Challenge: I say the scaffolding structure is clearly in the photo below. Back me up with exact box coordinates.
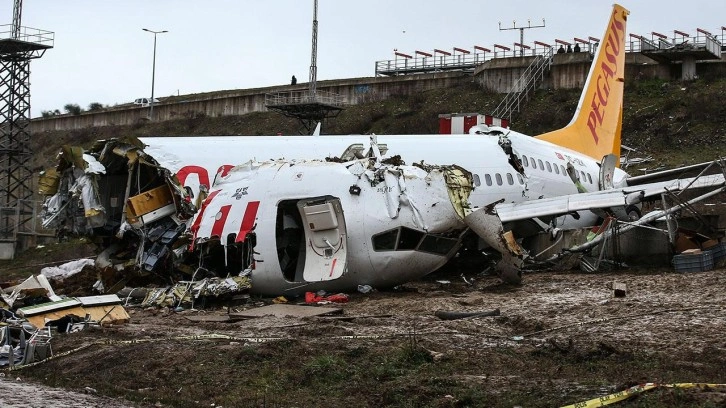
[0,2,54,255]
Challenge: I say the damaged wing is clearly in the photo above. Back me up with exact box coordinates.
[485,173,725,223]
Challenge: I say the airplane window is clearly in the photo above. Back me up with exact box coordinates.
[506,173,514,185]
[531,160,536,169]
[398,227,425,250]
[485,174,492,186]
[472,174,481,187]
[495,173,503,186]
[522,155,529,167]
[538,159,544,170]
[517,173,524,184]
[561,165,566,175]
[418,234,459,255]
[581,171,586,181]
[554,164,560,175]
[587,173,593,184]
[546,162,552,172]
[372,229,398,251]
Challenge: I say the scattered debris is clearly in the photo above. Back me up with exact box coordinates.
[1,275,62,309]
[0,325,39,367]
[357,285,373,294]
[16,295,130,329]
[305,292,349,304]
[39,259,95,281]
[139,276,251,308]
[612,282,627,297]
[673,250,714,272]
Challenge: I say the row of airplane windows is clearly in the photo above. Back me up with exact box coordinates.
[479,155,594,188]
[522,154,595,185]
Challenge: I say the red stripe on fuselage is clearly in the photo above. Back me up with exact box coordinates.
[210,204,232,238]
[235,201,260,243]
[189,190,220,250]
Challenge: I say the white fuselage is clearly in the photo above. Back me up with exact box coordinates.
[141,129,627,223]
[140,131,629,294]
[188,159,469,295]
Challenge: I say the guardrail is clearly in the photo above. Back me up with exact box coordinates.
[376,32,725,77]
[628,32,722,54]
[265,90,345,107]
[0,200,54,240]
[0,24,54,47]
[492,47,554,120]
[375,43,592,77]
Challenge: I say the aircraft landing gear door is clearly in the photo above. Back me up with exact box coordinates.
[297,197,348,282]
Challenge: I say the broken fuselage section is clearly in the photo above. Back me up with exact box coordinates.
[189,154,475,295]
[40,139,196,278]
[39,139,475,295]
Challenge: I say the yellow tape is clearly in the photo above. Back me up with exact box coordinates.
[561,383,726,408]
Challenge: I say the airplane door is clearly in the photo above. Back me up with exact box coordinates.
[599,153,617,190]
[296,197,348,282]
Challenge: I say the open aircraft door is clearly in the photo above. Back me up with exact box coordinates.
[297,196,348,281]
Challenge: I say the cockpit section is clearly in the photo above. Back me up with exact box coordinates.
[371,227,460,256]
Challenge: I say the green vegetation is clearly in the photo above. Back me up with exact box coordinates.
[87,102,104,111]
[40,109,61,117]
[63,103,83,115]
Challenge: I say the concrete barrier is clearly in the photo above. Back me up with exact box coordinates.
[30,73,469,133]
[30,55,726,133]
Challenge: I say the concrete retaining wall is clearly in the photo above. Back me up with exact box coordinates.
[30,55,726,133]
[29,73,470,133]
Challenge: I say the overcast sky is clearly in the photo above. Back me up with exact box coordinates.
[10,0,726,117]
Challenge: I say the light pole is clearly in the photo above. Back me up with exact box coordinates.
[142,28,168,120]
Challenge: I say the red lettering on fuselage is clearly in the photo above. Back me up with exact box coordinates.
[585,16,625,145]
[217,165,234,178]
[177,164,236,189]
[177,165,211,189]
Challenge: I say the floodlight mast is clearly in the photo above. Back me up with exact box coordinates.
[499,18,546,56]
[142,28,168,120]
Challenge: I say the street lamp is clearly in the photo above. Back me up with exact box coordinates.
[142,28,168,120]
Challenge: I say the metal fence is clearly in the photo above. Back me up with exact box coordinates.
[0,200,54,240]
[0,24,54,47]
[265,90,345,107]
[375,42,594,77]
[628,31,722,54]
[375,31,725,77]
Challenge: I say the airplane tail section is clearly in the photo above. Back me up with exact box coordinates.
[535,4,629,164]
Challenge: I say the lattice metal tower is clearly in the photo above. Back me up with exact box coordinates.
[265,0,344,134]
[0,0,54,245]
[308,0,318,97]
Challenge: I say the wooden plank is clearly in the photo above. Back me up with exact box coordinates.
[25,305,88,329]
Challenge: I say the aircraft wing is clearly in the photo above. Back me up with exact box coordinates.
[625,159,725,187]
[492,173,725,223]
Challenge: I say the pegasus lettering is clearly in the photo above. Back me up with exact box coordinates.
[586,15,626,144]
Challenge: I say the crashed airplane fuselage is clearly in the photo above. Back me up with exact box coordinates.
[40,138,476,295]
[190,156,473,295]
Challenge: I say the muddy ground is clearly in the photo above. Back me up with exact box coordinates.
[3,265,725,407]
